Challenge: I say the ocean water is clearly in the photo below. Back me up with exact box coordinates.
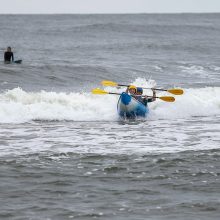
[0,14,220,220]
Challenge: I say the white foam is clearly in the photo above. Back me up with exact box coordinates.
[0,83,219,123]
[179,65,207,76]
[0,87,118,123]
[178,65,220,79]
[150,86,220,119]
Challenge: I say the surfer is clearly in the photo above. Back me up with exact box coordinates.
[4,47,14,63]
[127,86,156,106]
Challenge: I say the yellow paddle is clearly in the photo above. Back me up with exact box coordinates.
[101,80,184,95]
[92,88,118,95]
[92,88,175,102]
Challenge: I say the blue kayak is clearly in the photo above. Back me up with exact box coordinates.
[117,92,149,119]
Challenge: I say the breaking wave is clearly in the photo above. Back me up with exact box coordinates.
[0,78,219,123]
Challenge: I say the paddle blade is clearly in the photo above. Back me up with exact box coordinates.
[167,89,184,95]
[101,80,118,87]
[159,96,175,102]
[92,88,108,95]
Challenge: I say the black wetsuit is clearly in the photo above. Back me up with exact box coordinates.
[4,51,14,62]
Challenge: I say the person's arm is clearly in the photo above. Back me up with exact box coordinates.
[142,97,148,106]
[147,89,156,103]
[151,89,156,102]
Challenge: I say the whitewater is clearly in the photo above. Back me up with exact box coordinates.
[0,14,220,220]
[0,83,219,123]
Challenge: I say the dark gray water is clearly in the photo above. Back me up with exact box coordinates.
[0,14,220,219]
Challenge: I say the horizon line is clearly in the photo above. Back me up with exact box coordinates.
[0,12,220,15]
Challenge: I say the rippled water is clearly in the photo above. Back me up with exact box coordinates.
[1,118,220,219]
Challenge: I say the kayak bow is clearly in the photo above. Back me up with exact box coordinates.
[117,92,149,119]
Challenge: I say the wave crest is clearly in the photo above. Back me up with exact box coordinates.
[0,84,219,123]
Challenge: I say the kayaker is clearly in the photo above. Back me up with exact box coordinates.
[136,87,143,95]
[126,85,137,95]
[126,85,156,106]
[141,89,156,106]
[4,47,14,63]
